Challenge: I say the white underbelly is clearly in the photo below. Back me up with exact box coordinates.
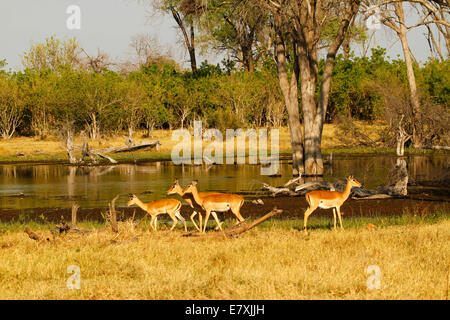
[211,203,231,212]
[318,202,335,209]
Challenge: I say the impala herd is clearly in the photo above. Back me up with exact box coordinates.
[127,176,362,234]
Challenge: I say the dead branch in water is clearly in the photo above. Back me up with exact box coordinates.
[67,140,160,165]
[262,162,409,199]
[262,183,297,196]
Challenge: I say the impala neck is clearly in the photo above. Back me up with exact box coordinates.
[133,197,148,211]
[342,180,353,200]
[190,186,203,205]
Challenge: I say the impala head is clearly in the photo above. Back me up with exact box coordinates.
[347,175,362,188]
[182,180,198,195]
[167,179,183,195]
[127,194,138,206]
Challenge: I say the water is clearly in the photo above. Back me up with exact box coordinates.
[0,155,448,210]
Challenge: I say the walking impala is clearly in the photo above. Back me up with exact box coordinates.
[166,179,223,232]
[182,180,245,233]
[127,195,187,232]
[303,176,362,234]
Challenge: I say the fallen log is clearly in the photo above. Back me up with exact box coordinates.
[352,194,393,200]
[75,145,117,164]
[431,145,450,151]
[182,208,283,238]
[294,181,335,193]
[224,208,283,237]
[90,151,118,164]
[106,141,161,153]
[262,183,297,196]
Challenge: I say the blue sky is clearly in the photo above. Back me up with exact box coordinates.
[0,1,445,71]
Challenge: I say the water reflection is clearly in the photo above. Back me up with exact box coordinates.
[0,155,448,210]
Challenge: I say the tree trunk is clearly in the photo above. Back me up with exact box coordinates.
[90,113,99,140]
[300,66,323,176]
[395,3,422,148]
[170,6,197,74]
[273,10,303,176]
[189,24,197,74]
[242,45,254,72]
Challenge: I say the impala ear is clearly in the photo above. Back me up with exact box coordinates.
[192,180,198,186]
[174,178,178,184]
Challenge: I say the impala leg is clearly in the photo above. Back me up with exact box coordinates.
[190,211,201,231]
[332,208,337,231]
[211,212,223,230]
[150,216,156,231]
[202,210,211,233]
[336,207,344,230]
[154,216,158,231]
[303,206,316,235]
[169,213,179,231]
[232,201,245,224]
[198,212,203,232]
[175,210,187,232]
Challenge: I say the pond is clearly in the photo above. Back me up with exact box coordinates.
[0,154,448,211]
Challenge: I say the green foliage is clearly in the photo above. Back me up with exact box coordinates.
[3,39,449,140]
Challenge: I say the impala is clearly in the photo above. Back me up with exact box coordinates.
[166,179,223,232]
[182,180,245,233]
[127,195,187,232]
[303,175,362,234]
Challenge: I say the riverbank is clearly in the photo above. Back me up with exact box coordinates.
[1,123,445,165]
[1,193,448,224]
[0,214,448,299]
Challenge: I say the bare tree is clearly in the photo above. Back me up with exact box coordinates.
[364,0,449,147]
[151,0,207,74]
[265,0,361,175]
[80,48,113,73]
[0,79,23,139]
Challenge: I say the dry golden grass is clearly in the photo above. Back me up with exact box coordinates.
[0,219,448,300]
[0,122,388,162]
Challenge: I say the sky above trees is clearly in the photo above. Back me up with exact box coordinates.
[0,0,446,71]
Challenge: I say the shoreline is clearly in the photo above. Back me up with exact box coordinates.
[0,147,446,166]
[2,194,448,224]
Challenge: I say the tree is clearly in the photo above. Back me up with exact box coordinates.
[22,36,82,71]
[0,78,23,139]
[151,0,207,74]
[120,79,146,138]
[202,0,269,72]
[80,72,123,139]
[265,0,361,175]
[365,0,449,147]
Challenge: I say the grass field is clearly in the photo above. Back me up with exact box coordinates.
[0,122,409,164]
[0,212,448,300]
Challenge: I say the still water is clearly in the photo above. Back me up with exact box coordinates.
[0,155,448,210]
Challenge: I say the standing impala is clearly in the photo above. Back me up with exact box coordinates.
[303,176,362,234]
[127,195,187,232]
[166,179,222,232]
[182,180,245,233]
